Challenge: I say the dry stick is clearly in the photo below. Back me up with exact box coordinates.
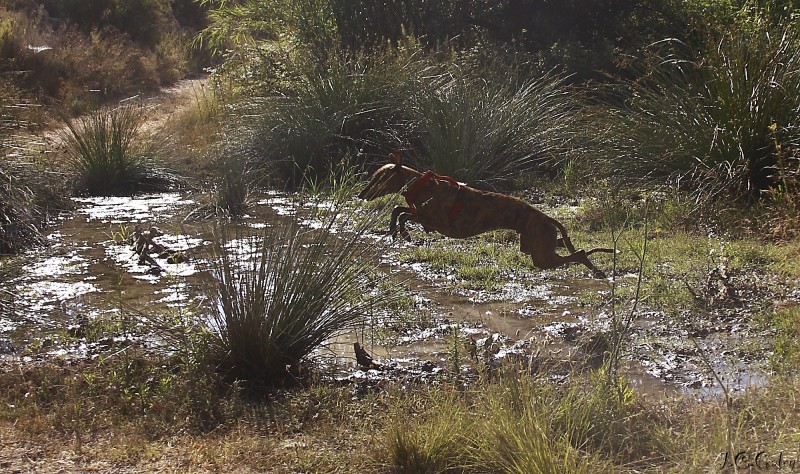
[608,197,649,388]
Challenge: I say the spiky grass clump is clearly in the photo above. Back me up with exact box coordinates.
[205,199,401,386]
[385,393,474,473]
[600,21,800,202]
[408,65,580,190]
[63,103,175,196]
[0,166,42,254]
[239,47,581,192]
[0,87,45,254]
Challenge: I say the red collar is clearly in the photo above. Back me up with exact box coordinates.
[403,170,464,220]
[404,170,436,209]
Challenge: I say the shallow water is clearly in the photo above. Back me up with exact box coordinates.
[0,191,773,396]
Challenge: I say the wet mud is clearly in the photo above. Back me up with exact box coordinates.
[0,191,782,397]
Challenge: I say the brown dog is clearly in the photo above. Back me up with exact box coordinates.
[358,152,613,277]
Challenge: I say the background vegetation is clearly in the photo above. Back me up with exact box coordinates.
[0,0,209,115]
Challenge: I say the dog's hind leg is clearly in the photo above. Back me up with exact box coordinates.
[525,240,607,278]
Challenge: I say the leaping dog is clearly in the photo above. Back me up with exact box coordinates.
[358,152,613,278]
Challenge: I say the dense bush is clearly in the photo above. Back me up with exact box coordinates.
[202,0,693,83]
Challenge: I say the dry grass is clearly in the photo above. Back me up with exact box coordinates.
[4,355,800,473]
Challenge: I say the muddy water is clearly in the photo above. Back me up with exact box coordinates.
[1,191,770,396]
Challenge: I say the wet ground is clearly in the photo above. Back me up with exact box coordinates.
[0,191,782,398]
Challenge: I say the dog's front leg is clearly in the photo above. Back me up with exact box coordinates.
[389,206,415,240]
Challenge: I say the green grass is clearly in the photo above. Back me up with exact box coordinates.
[400,231,531,291]
[382,370,642,474]
[408,63,581,189]
[0,85,49,254]
[236,49,423,189]
[769,306,800,374]
[0,159,43,254]
[4,342,800,472]
[384,392,474,473]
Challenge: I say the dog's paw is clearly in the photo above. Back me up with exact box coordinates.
[392,230,412,242]
[593,269,608,279]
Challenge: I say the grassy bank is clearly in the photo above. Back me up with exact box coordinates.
[4,351,800,472]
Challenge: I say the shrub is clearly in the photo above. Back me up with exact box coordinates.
[599,20,800,202]
[325,0,469,52]
[204,199,402,386]
[1,0,206,114]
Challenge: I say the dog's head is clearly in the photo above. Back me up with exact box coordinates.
[358,152,410,200]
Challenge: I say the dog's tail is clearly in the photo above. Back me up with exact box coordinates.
[586,247,615,255]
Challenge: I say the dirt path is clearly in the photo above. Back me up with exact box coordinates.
[138,76,210,135]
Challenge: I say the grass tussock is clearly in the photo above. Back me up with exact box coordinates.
[408,64,580,189]
[0,84,66,254]
[204,199,403,386]
[0,165,42,254]
[381,371,639,473]
[62,102,177,196]
[237,45,582,192]
[236,47,423,189]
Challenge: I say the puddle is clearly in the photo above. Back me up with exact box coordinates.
[0,191,778,398]
[74,193,193,223]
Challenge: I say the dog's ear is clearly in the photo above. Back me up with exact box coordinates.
[389,151,402,167]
